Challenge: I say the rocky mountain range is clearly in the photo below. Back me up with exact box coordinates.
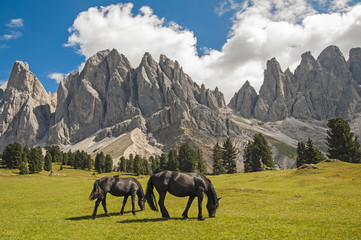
[1,45,360,172]
[229,45,361,122]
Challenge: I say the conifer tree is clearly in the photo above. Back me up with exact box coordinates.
[306,138,325,164]
[197,150,206,174]
[296,141,307,167]
[327,117,361,163]
[128,154,134,173]
[222,138,237,174]
[159,153,168,171]
[28,146,44,173]
[95,152,105,173]
[168,149,179,171]
[150,156,160,174]
[104,154,113,173]
[133,155,143,175]
[212,142,225,175]
[178,142,196,172]
[44,152,53,171]
[119,156,127,172]
[243,134,274,172]
[143,158,150,175]
[19,152,28,175]
[3,142,23,169]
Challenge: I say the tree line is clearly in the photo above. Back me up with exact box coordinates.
[116,142,206,175]
[1,117,360,175]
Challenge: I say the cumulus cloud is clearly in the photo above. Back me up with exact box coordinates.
[66,1,361,102]
[6,19,24,28]
[1,18,24,41]
[48,73,67,83]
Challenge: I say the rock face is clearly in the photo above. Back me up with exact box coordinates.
[0,61,53,148]
[46,49,234,147]
[229,45,361,122]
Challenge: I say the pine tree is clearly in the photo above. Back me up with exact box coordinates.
[104,154,113,173]
[254,134,274,169]
[95,152,105,173]
[19,152,28,175]
[178,142,196,172]
[196,150,206,174]
[128,154,134,173]
[28,146,44,173]
[222,138,237,174]
[133,155,143,175]
[119,156,127,172]
[326,117,361,163]
[167,149,179,171]
[150,156,160,174]
[159,153,168,171]
[306,138,325,164]
[296,141,307,167]
[44,152,53,171]
[212,142,225,175]
[3,142,23,169]
[143,158,150,175]
[62,152,69,165]
[243,134,274,172]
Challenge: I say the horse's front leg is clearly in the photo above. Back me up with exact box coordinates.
[101,194,111,217]
[182,196,195,219]
[131,190,136,215]
[92,198,102,219]
[158,191,170,219]
[197,189,205,221]
[120,195,128,215]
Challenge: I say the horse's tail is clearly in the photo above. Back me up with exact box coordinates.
[145,175,158,211]
[89,180,104,200]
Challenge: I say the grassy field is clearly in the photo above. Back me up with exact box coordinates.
[0,161,360,240]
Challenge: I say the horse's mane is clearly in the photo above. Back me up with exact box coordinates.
[200,174,218,204]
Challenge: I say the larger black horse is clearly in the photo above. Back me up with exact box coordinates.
[89,176,145,219]
[145,170,220,221]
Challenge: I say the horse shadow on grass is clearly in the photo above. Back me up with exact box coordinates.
[66,210,142,221]
[117,217,198,224]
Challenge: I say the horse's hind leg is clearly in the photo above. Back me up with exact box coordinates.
[182,196,195,219]
[158,191,170,219]
[131,190,136,215]
[101,194,111,217]
[120,195,128,215]
[92,198,102,219]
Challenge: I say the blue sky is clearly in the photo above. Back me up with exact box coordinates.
[1,0,361,100]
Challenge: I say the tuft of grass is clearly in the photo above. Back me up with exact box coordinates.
[0,161,360,239]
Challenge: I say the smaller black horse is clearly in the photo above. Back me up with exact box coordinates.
[146,170,220,221]
[89,176,145,219]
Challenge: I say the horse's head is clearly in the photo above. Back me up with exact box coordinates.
[207,197,221,218]
[138,197,146,211]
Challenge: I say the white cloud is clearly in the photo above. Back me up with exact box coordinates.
[48,73,67,84]
[2,18,24,41]
[5,18,24,28]
[65,1,361,102]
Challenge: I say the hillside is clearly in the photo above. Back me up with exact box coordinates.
[0,161,360,239]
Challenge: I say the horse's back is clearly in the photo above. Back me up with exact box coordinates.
[153,170,206,197]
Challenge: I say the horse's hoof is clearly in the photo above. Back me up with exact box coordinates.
[132,212,136,216]
[105,213,111,217]
[92,215,96,220]
[120,212,124,216]
[163,216,170,220]
[198,217,205,221]
[182,215,188,219]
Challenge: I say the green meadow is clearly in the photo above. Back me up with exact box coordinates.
[0,161,360,240]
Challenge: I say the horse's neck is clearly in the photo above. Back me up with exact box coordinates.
[205,183,217,203]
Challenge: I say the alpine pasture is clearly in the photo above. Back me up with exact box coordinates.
[0,161,360,239]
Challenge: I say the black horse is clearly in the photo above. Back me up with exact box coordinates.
[145,170,220,221]
[89,176,145,219]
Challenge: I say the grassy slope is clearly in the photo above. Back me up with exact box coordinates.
[0,162,360,240]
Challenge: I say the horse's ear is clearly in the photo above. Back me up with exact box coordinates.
[217,197,221,202]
